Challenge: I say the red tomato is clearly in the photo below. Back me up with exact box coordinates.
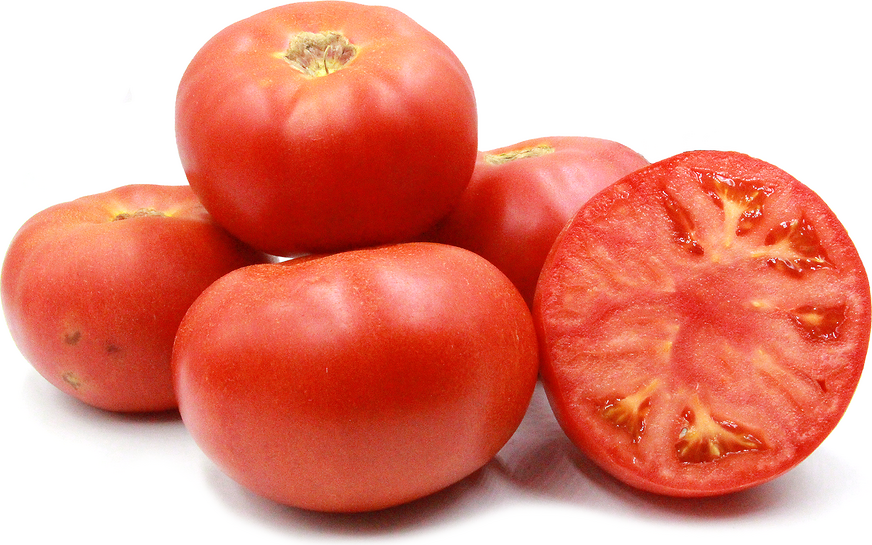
[172,243,539,512]
[175,1,478,256]
[534,151,870,496]
[1,185,273,412]
[431,136,648,306]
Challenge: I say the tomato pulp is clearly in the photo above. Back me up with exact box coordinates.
[534,150,870,496]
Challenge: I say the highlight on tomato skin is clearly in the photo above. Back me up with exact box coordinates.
[533,150,871,497]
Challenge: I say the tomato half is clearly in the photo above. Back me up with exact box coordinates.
[1,185,272,412]
[172,242,539,512]
[431,136,648,306]
[175,1,478,256]
[534,150,870,496]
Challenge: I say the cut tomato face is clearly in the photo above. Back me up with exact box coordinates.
[534,150,870,496]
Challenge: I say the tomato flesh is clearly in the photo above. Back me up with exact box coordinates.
[534,150,870,496]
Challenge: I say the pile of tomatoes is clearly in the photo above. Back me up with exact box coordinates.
[2,1,869,513]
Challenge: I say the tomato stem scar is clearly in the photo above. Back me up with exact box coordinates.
[280,31,358,78]
[113,208,166,221]
[484,144,555,165]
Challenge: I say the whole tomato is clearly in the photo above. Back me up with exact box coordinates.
[175,2,478,256]
[1,185,273,412]
[172,243,539,512]
[430,136,649,306]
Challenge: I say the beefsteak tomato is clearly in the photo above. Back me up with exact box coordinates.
[175,1,478,256]
[1,184,272,412]
[172,242,539,512]
[431,136,648,306]
[534,150,870,496]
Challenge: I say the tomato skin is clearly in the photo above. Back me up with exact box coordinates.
[431,136,648,306]
[172,243,539,512]
[1,185,273,412]
[175,1,478,256]
[534,151,870,496]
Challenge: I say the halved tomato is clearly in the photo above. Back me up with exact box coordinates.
[534,150,870,496]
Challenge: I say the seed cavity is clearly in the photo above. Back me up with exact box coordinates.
[601,380,660,443]
[675,396,767,463]
[694,170,773,240]
[762,216,833,276]
[790,304,846,341]
[660,190,704,256]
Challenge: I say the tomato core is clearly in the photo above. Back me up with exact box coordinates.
[280,31,358,78]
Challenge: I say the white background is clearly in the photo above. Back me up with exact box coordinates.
[2,1,870,542]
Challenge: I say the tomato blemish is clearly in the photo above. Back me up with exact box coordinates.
[61,371,83,390]
[64,330,82,345]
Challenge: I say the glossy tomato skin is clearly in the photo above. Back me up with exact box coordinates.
[1,185,273,412]
[175,2,478,256]
[534,151,870,496]
[431,136,648,306]
[172,243,539,512]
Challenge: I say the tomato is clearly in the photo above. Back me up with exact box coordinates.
[172,242,539,512]
[431,136,648,306]
[175,1,478,257]
[533,150,870,496]
[1,185,273,412]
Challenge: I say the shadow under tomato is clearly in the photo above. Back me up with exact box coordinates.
[201,379,855,535]
[496,381,854,522]
[609,448,854,522]
[22,368,182,425]
[202,458,510,538]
